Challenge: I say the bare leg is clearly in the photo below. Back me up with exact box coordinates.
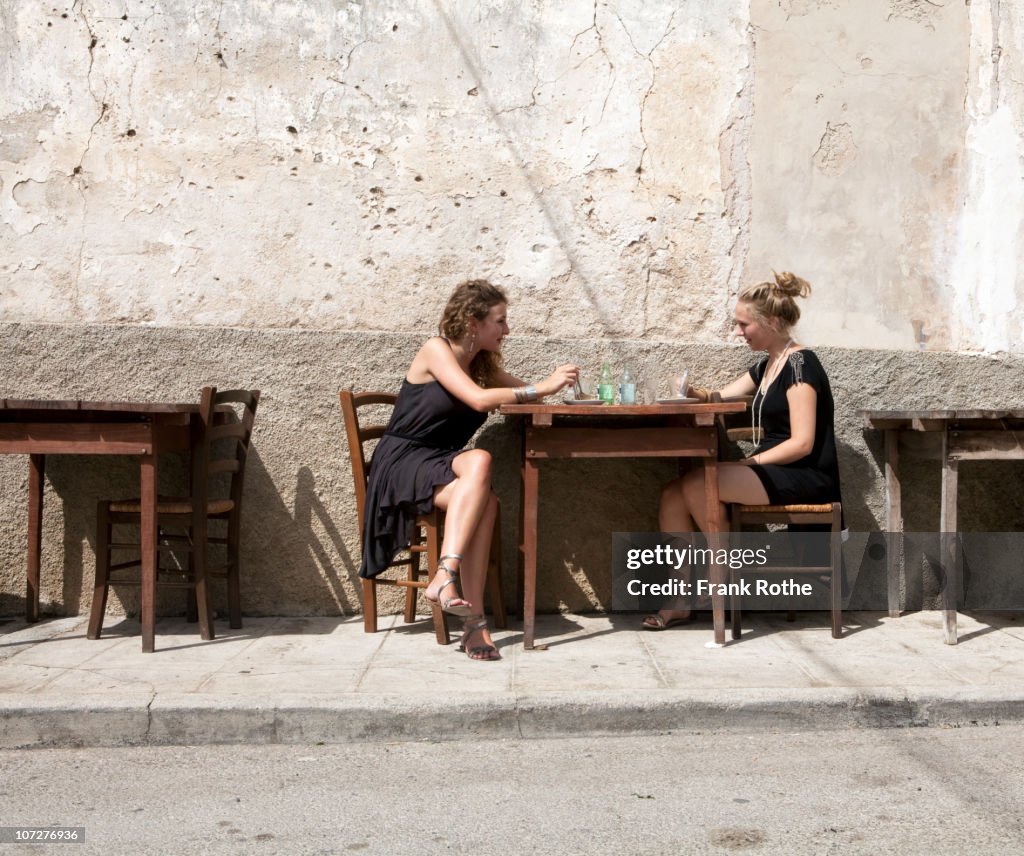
[682,462,769,533]
[642,477,699,628]
[642,465,769,629]
[424,449,499,654]
[659,476,696,533]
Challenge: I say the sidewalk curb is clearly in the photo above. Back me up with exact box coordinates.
[3,687,1022,749]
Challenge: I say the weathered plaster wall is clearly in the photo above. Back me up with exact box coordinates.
[951,0,1024,352]
[748,0,971,351]
[1,2,1023,620]
[0,0,753,339]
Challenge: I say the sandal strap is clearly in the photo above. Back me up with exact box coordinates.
[439,553,463,561]
[462,616,488,633]
[437,560,460,579]
[459,616,498,659]
[435,577,459,597]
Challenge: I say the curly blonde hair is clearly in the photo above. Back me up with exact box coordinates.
[438,279,508,387]
[738,271,812,332]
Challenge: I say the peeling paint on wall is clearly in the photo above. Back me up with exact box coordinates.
[812,122,857,177]
[950,0,1024,353]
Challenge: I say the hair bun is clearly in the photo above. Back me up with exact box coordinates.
[773,270,811,299]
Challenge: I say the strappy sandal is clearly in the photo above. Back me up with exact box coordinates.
[424,554,474,617]
[459,616,500,661]
[641,611,691,630]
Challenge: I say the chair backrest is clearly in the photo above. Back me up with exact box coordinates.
[195,387,260,509]
[338,390,396,532]
[711,392,757,445]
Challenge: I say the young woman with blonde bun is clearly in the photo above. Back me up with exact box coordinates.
[642,271,842,630]
[359,279,579,659]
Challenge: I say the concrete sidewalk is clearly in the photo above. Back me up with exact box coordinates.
[2,610,1023,749]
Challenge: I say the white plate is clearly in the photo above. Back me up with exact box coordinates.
[656,397,699,404]
[563,397,603,405]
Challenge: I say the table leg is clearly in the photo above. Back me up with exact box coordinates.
[140,452,158,653]
[704,454,727,646]
[190,417,214,642]
[940,430,960,645]
[26,454,45,623]
[522,456,540,650]
[884,429,903,617]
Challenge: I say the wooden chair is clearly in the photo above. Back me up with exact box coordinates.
[729,501,843,639]
[88,387,260,640]
[709,393,843,639]
[339,389,506,645]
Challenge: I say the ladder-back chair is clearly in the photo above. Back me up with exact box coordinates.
[711,393,843,639]
[88,387,260,642]
[339,389,505,645]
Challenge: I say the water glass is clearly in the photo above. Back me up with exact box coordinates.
[670,369,690,399]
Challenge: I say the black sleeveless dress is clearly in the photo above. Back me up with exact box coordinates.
[746,349,842,506]
[359,378,486,579]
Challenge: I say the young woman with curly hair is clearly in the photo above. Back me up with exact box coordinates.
[359,279,578,660]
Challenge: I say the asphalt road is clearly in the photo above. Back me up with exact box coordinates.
[1,725,1023,855]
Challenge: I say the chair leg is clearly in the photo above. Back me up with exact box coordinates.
[424,518,450,645]
[185,538,199,623]
[404,535,421,625]
[227,517,243,629]
[87,502,112,640]
[730,575,742,640]
[831,505,843,638]
[730,508,742,640]
[226,559,242,630]
[362,578,378,633]
[487,509,507,630]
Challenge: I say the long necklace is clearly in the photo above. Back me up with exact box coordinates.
[751,338,793,449]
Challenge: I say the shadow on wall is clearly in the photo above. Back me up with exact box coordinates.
[857,427,1024,611]
[0,445,359,622]
[836,438,888,612]
[478,417,677,613]
[293,464,359,615]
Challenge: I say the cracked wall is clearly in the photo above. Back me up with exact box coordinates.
[1,0,751,340]
[3,1,1021,351]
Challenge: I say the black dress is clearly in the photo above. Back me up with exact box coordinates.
[359,377,486,579]
[746,349,842,506]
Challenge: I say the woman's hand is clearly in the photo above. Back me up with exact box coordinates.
[536,364,580,398]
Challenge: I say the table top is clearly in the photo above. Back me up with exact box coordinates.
[860,409,1024,430]
[500,400,748,417]
[1,398,201,413]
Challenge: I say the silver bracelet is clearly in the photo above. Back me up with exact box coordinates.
[513,385,539,404]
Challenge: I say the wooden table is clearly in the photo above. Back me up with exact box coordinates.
[500,400,747,648]
[0,399,211,653]
[861,408,1024,644]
